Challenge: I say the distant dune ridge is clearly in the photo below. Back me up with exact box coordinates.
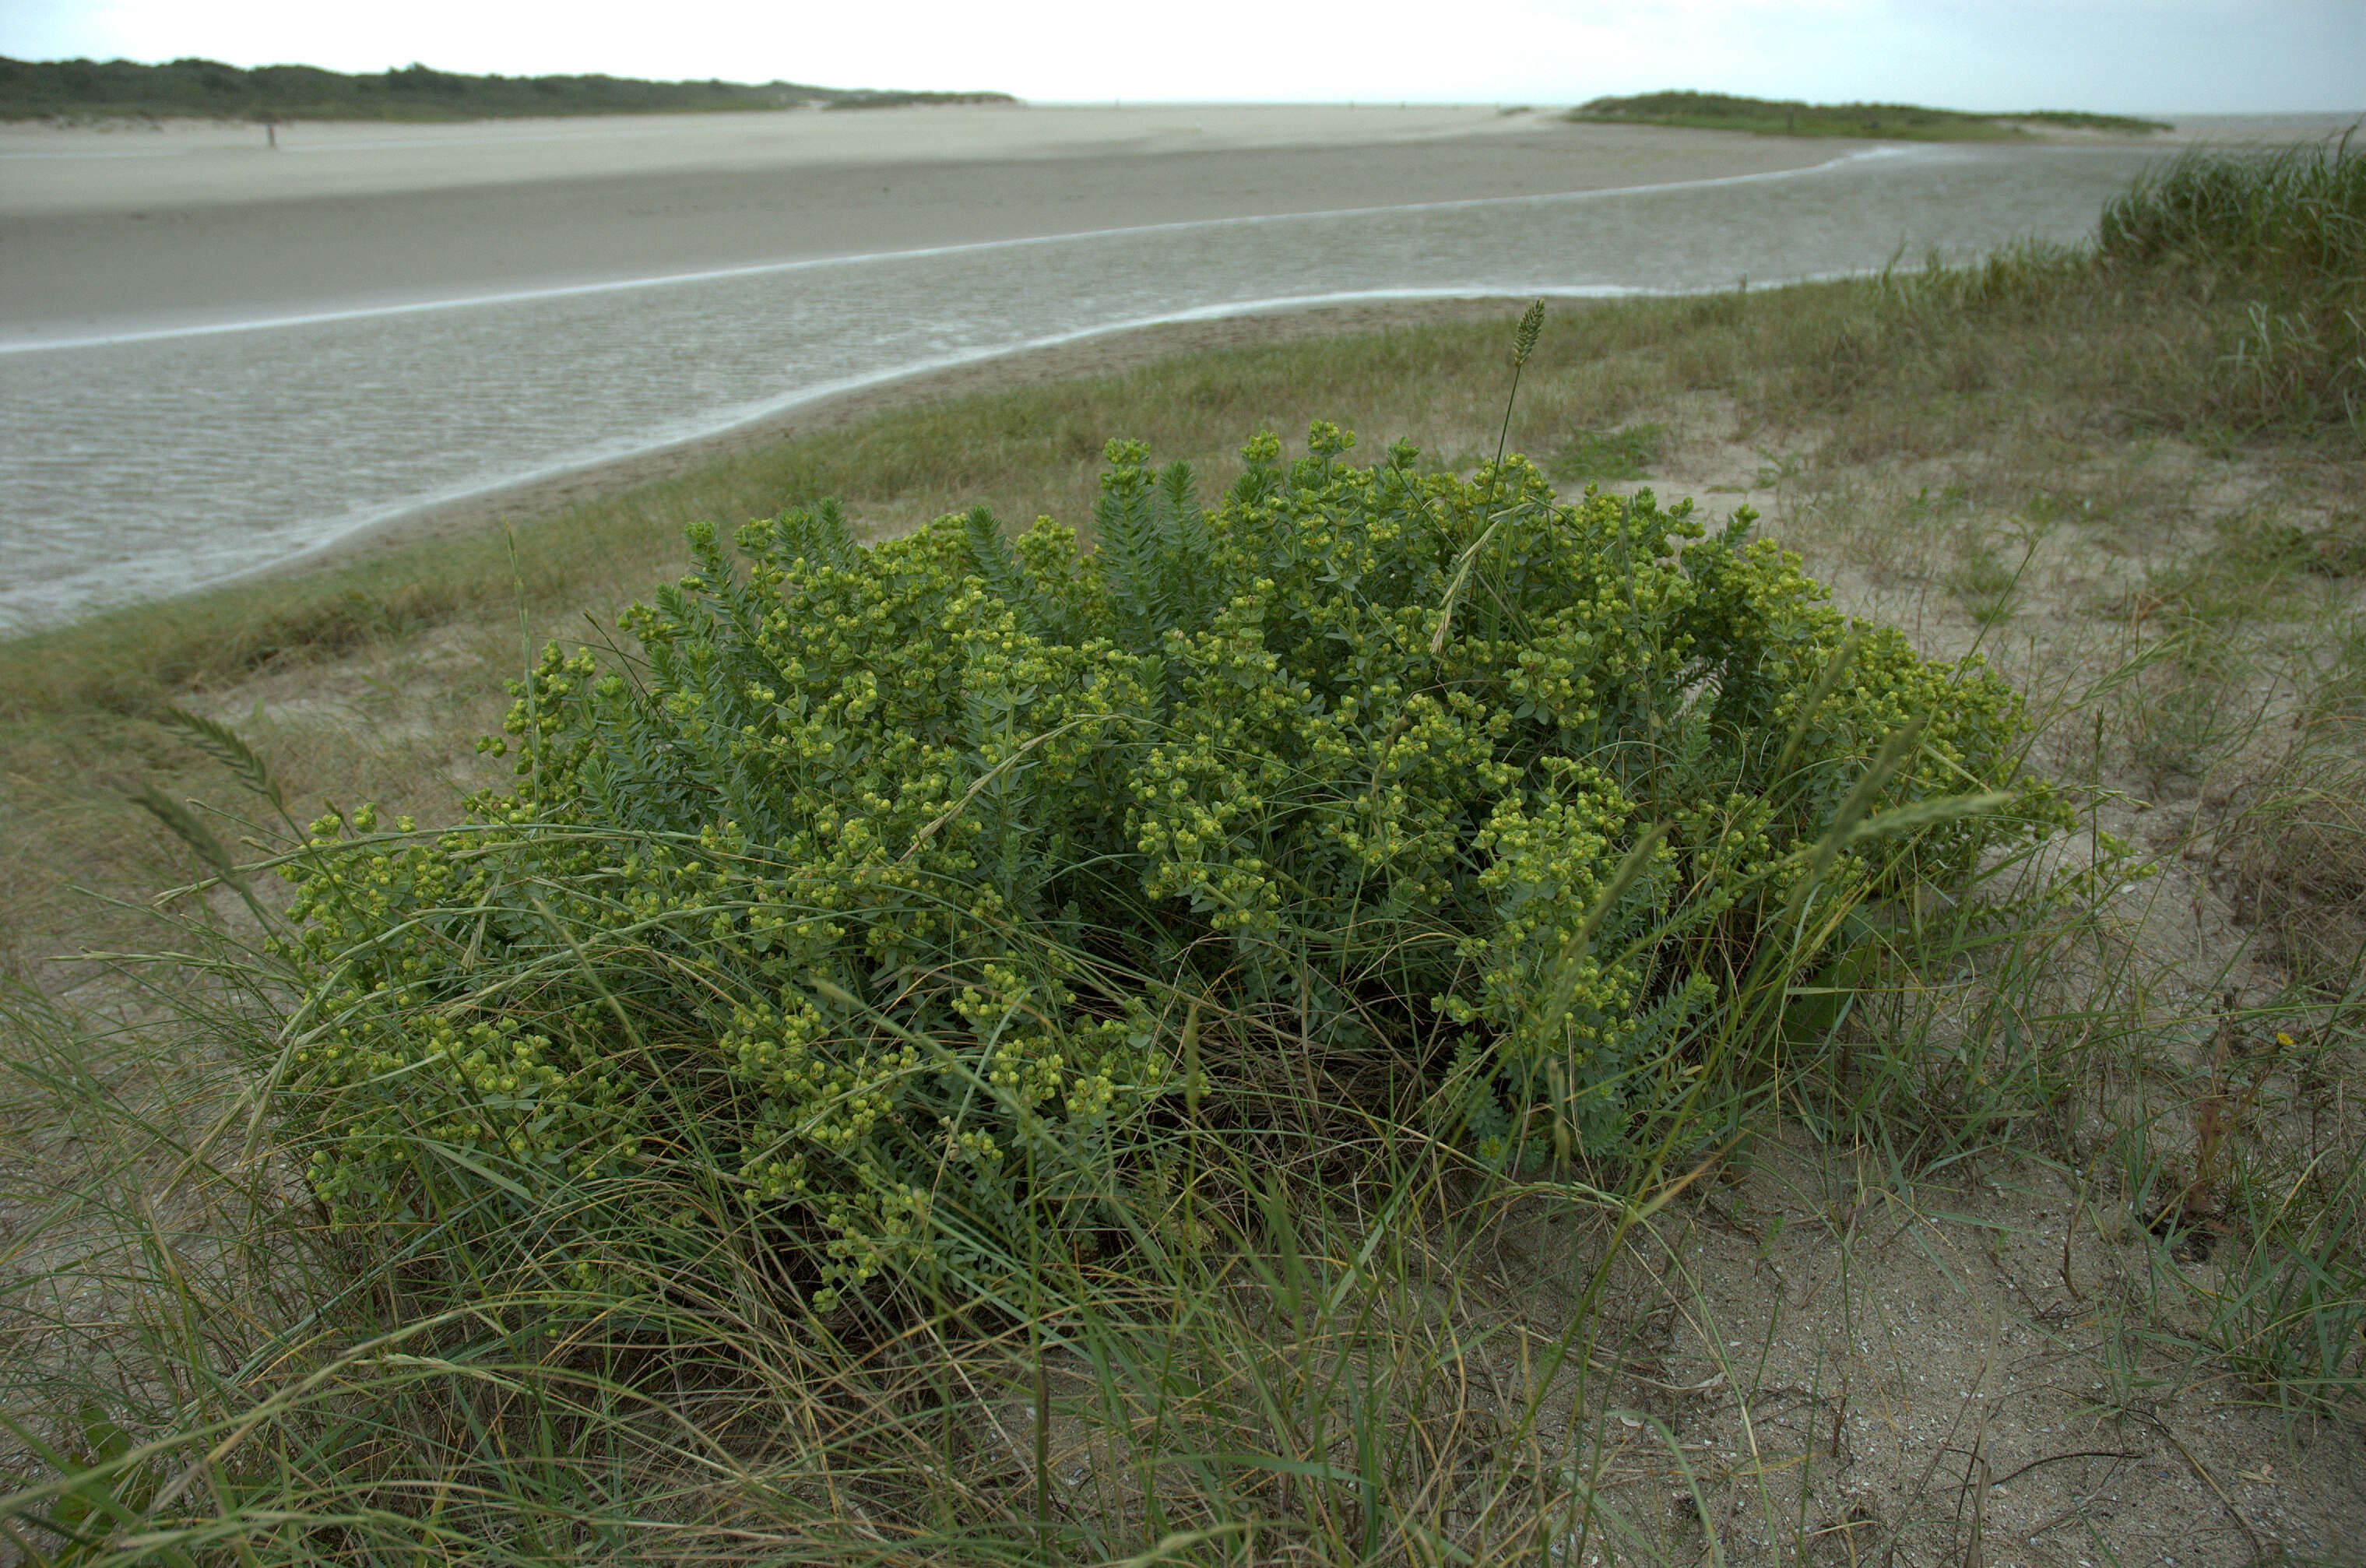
[0,54,1016,123]
[1570,89,2171,139]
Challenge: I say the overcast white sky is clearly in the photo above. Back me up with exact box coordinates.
[4,0,2359,114]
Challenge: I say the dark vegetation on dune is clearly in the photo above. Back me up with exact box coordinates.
[0,54,1015,123]
[1570,88,2169,140]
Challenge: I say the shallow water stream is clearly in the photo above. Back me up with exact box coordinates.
[1,142,2167,629]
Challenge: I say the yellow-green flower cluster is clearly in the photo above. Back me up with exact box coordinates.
[272,421,2069,1310]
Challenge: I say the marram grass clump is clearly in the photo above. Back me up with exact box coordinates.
[274,424,2071,1313]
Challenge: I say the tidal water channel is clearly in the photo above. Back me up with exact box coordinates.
[2,142,2171,630]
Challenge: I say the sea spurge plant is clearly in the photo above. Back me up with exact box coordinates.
[277,424,2070,1310]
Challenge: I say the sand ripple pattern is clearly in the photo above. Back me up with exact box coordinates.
[0,144,2164,630]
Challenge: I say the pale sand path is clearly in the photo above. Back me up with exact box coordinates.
[1,107,1865,338]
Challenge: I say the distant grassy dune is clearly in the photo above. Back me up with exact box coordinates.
[1570,89,2168,140]
[0,54,1015,123]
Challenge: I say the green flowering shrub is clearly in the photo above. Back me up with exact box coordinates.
[277,423,2069,1309]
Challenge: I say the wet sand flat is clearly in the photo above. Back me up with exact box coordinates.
[1,107,1859,338]
[7,116,2208,626]
[20,104,2343,628]
[279,294,1537,575]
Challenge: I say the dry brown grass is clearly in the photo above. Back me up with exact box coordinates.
[2217,716,2366,994]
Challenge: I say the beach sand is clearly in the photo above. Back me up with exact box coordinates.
[2,106,1867,339]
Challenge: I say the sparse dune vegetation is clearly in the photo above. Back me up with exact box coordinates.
[1,136,2362,1564]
